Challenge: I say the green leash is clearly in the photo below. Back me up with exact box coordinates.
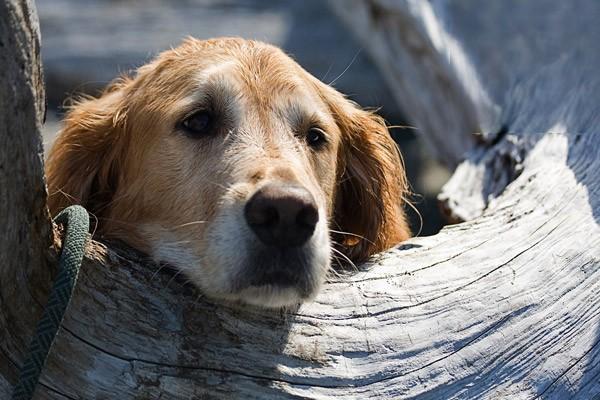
[12,205,89,400]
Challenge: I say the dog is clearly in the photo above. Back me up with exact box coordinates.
[45,37,410,308]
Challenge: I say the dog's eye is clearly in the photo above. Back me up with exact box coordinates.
[306,127,327,148]
[180,111,213,137]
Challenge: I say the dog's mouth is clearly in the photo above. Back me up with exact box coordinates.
[232,245,318,297]
[200,225,330,308]
[249,270,298,287]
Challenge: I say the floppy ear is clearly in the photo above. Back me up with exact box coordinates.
[328,95,411,263]
[45,80,129,216]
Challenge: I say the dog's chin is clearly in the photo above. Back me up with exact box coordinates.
[227,285,312,309]
[201,248,329,308]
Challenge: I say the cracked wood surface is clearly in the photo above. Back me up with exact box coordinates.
[326,0,600,398]
[2,0,600,399]
[0,0,54,396]
[31,173,600,398]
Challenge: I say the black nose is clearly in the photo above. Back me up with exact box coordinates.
[244,183,319,247]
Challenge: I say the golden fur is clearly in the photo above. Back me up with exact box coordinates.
[46,37,410,307]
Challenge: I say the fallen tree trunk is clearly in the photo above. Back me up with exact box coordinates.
[2,0,600,399]
[0,0,55,396]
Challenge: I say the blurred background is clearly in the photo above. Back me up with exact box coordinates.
[37,0,450,236]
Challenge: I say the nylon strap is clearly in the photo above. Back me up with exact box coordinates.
[12,205,89,400]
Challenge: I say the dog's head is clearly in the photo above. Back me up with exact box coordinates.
[46,38,410,307]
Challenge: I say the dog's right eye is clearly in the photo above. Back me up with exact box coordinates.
[180,111,213,137]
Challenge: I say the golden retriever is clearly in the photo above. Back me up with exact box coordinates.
[46,37,410,307]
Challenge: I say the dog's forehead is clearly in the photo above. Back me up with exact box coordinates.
[200,51,314,98]
[180,46,330,118]
[148,39,336,128]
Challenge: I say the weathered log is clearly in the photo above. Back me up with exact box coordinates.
[330,0,600,220]
[330,0,485,167]
[2,0,600,399]
[0,0,54,396]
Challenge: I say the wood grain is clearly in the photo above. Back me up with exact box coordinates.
[0,0,54,396]
[1,0,599,399]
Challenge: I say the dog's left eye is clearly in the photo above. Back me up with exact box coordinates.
[306,127,327,148]
[180,111,213,137]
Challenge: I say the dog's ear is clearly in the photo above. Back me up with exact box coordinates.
[322,88,411,263]
[45,79,130,216]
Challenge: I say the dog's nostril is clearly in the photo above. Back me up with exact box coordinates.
[244,183,319,247]
[249,205,279,227]
[263,207,279,227]
[297,206,319,229]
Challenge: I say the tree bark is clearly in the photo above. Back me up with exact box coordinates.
[0,0,54,396]
[2,0,600,399]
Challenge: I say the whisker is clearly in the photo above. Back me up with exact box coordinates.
[331,246,358,273]
[151,263,170,280]
[321,61,334,82]
[173,220,207,229]
[88,211,100,239]
[166,268,187,288]
[405,199,423,237]
[387,124,420,131]
[329,229,375,245]
[329,48,362,86]
[329,253,341,268]
[51,187,77,204]
[325,264,345,281]
[103,248,134,264]
[180,278,195,288]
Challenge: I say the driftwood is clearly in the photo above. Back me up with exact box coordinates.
[1,0,600,399]
[0,0,55,396]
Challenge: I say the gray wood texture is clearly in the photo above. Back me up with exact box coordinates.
[0,0,54,396]
[328,0,600,398]
[1,0,599,399]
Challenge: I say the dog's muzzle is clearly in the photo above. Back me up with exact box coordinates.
[243,182,319,287]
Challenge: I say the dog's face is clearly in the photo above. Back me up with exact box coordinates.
[46,38,410,308]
